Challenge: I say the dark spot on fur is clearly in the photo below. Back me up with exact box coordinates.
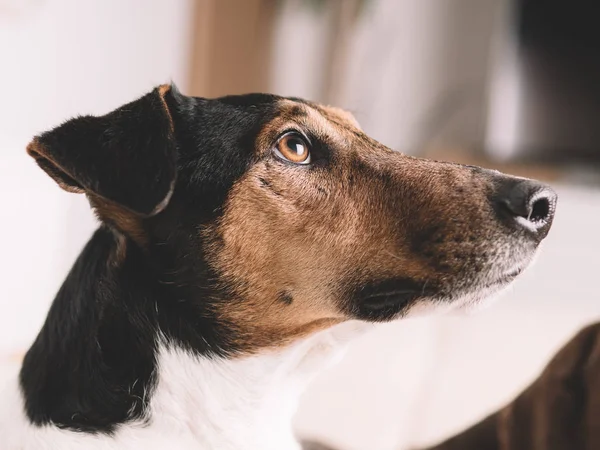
[277,291,294,305]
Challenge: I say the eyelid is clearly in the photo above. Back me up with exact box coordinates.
[276,129,312,146]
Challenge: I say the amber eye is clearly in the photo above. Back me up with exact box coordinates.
[273,132,311,164]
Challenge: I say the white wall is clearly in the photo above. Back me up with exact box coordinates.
[0,0,193,354]
[271,0,501,153]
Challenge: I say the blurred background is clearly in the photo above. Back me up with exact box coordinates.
[1,0,599,449]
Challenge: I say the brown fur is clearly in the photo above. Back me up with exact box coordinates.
[89,196,147,248]
[157,84,174,132]
[26,139,85,194]
[316,104,362,129]
[201,100,523,351]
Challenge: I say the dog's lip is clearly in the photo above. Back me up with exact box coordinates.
[505,267,523,278]
[356,268,524,310]
[355,278,432,312]
[483,268,524,288]
[501,266,525,281]
[357,278,430,297]
[359,290,423,313]
[361,289,422,302]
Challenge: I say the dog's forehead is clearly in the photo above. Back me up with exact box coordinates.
[311,104,361,130]
[210,93,360,144]
[251,98,360,152]
[173,93,367,213]
[279,98,361,132]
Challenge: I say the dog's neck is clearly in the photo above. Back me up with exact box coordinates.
[17,227,368,449]
[150,326,361,450]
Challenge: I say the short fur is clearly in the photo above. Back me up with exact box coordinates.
[0,85,557,449]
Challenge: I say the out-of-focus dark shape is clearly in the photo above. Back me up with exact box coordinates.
[487,0,600,165]
[301,440,338,450]
[425,322,600,450]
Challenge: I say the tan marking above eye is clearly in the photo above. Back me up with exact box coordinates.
[273,132,311,164]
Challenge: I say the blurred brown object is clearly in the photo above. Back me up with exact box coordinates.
[425,322,600,450]
[189,0,277,97]
[301,440,338,450]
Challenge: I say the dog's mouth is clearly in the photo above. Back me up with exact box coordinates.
[353,265,527,320]
[478,274,520,293]
[488,267,523,286]
[471,264,521,287]
[353,278,432,319]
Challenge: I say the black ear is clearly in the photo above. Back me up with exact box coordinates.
[27,85,177,217]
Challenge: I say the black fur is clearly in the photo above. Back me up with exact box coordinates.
[30,89,177,217]
[21,229,157,433]
[20,87,282,433]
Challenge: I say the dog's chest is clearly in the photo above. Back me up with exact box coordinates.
[143,345,306,450]
[1,323,367,450]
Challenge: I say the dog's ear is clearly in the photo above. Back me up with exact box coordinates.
[27,85,177,217]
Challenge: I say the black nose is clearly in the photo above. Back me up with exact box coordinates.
[493,178,557,238]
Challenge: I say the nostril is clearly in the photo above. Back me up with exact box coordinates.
[529,195,550,223]
[493,178,557,235]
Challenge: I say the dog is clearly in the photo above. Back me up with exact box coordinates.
[0,85,557,449]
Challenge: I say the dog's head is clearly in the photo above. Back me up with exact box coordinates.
[28,85,557,352]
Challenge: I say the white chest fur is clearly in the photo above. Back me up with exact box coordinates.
[0,322,370,450]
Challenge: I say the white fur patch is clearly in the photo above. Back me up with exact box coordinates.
[0,322,370,450]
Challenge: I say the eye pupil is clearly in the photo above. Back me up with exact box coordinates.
[287,139,304,155]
